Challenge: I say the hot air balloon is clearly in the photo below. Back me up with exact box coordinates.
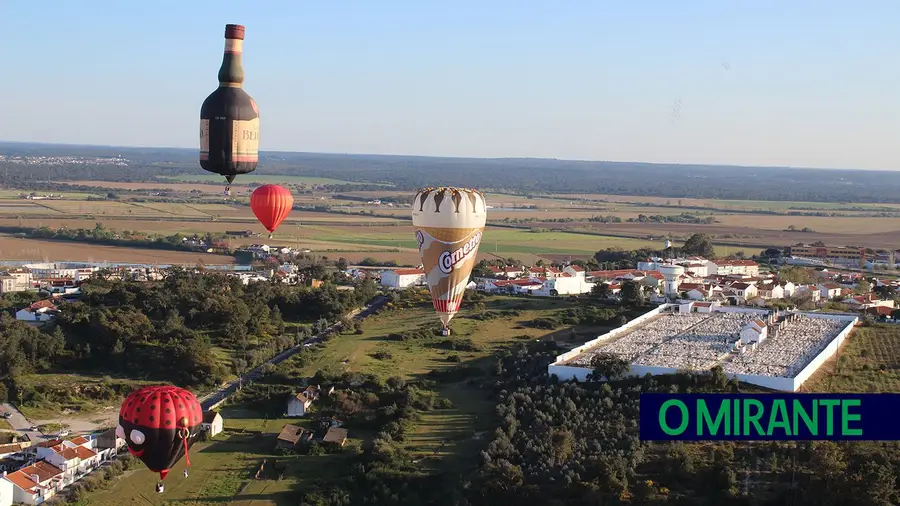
[200,24,260,195]
[117,386,203,492]
[411,187,487,336]
[250,184,293,238]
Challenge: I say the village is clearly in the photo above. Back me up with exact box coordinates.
[379,255,899,319]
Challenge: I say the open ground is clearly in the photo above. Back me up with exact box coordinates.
[88,295,592,505]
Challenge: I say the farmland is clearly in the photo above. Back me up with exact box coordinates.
[805,324,900,393]
[0,179,899,264]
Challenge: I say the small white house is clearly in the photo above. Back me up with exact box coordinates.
[201,411,224,437]
[0,473,13,506]
[740,319,768,345]
[286,386,320,417]
[15,300,59,323]
[380,269,426,288]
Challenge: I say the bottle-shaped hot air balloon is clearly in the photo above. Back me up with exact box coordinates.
[200,24,260,196]
[251,184,293,238]
[412,187,487,336]
[117,386,203,492]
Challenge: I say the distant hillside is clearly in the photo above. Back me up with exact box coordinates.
[1,141,898,203]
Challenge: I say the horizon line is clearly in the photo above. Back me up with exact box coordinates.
[0,139,890,173]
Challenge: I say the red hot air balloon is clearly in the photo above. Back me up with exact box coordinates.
[250,184,293,237]
[117,386,203,491]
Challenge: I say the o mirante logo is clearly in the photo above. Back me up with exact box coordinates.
[638,393,900,441]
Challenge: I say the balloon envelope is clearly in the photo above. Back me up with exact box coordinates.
[411,187,487,328]
[250,184,294,233]
[118,385,203,480]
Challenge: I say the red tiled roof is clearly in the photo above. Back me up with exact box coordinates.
[69,436,89,445]
[74,446,97,459]
[866,306,893,316]
[5,470,38,492]
[568,265,585,271]
[393,269,424,276]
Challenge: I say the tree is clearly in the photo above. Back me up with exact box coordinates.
[855,279,871,294]
[591,282,611,299]
[335,257,349,271]
[620,280,644,307]
[590,353,630,381]
[681,233,716,258]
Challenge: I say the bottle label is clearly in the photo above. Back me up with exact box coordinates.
[199,120,210,160]
[232,118,259,162]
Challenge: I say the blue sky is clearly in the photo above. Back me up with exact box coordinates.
[3,1,899,169]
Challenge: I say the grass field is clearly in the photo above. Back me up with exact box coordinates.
[804,323,900,393]
[90,295,580,504]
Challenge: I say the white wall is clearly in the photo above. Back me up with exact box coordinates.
[790,316,857,389]
[547,305,859,392]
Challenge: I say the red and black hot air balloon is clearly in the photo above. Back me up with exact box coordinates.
[117,386,203,491]
[250,184,293,238]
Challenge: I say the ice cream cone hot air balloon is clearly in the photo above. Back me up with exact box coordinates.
[412,187,487,336]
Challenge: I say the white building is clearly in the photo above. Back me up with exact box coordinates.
[380,269,426,288]
[818,283,843,300]
[740,319,769,345]
[0,475,11,506]
[286,386,320,417]
[5,461,64,505]
[534,276,593,297]
[15,300,58,323]
[201,411,224,437]
[23,263,97,281]
[715,260,760,277]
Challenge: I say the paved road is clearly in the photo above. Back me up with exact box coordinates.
[0,296,390,437]
[0,403,42,441]
[199,295,389,410]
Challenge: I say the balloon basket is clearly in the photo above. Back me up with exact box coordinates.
[441,327,451,336]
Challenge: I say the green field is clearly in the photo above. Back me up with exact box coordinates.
[164,174,381,186]
[805,323,900,393]
[91,295,581,504]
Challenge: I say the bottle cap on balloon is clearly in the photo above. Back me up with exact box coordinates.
[225,24,245,40]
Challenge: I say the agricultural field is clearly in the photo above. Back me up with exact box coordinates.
[163,174,381,186]
[804,324,900,393]
[0,237,236,264]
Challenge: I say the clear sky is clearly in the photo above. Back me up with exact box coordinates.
[3,1,899,169]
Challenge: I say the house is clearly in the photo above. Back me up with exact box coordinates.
[487,266,524,279]
[15,300,59,323]
[201,411,224,438]
[728,282,758,300]
[322,427,348,447]
[758,284,785,299]
[5,461,64,505]
[0,275,15,294]
[563,265,586,278]
[0,444,26,460]
[780,281,796,297]
[691,301,720,313]
[94,429,125,458]
[286,386,320,417]
[0,474,11,506]
[678,283,710,300]
[36,444,81,487]
[818,283,843,300]
[864,306,894,320]
[534,276,593,297]
[715,259,760,277]
[380,269,426,289]
[276,424,311,449]
[740,319,768,345]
